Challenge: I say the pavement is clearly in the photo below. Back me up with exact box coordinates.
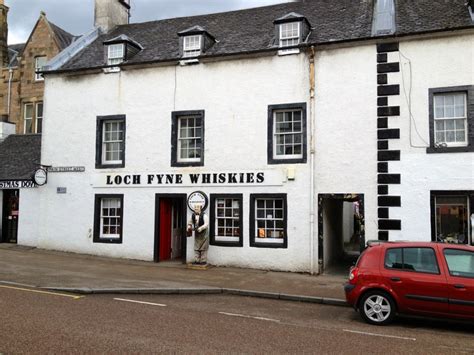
[0,244,348,305]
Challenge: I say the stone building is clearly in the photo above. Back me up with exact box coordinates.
[0,0,75,134]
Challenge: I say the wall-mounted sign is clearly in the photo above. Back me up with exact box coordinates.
[57,187,67,194]
[33,168,47,186]
[48,166,85,173]
[187,191,208,211]
[93,170,285,188]
[0,180,37,189]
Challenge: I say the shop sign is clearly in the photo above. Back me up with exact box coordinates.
[33,168,48,186]
[187,191,209,211]
[93,170,285,188]
[0,180,37,189]
[48,166,85,173]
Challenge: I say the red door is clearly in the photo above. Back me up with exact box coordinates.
[159,199,172,261]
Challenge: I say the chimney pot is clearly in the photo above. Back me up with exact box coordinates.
[94,0,130,33]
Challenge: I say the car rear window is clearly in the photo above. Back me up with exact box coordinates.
[385,247,439,274]
[444,249,474,279]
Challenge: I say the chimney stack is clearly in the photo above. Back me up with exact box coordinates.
[94,0,130,33]
[0,0,9,67]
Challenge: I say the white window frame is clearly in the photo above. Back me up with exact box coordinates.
[23,103,34,134]
[35,56,47,81]
[177,116,202,163]
[254,198,285,244]
[214,198,241,243]
[183,35,202,58]
[273,109,304,160]
[102,120,124,165]
[35,102,43,134]
[107,44,125,66]
[434,92,468,147]
[279,22,300,52]
[99,198,122,240]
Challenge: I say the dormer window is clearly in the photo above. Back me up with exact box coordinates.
[107,44,125,66]
[274,12,311,56]
[279,22,300,48]
[183,35,202,58]
[178,26,216,62]
[103,35,143,72]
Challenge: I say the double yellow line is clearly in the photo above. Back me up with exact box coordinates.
[0,285,84,300]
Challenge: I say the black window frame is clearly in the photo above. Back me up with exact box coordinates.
[209,194,244,247]
[171,110,205,167]
[249,193,288,249]
[93,194,124,244]
[267,103,307,165]
[427,85,474,154]
[95,115,126,169]
[384,247,440,275]
[430,190,473,245]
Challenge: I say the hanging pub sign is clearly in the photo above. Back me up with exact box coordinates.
[187,191,208,211]
[93,170,285,188]
[33,168,48,186]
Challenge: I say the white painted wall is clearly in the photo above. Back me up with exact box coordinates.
[17,189,40,246]
[41,54,316,272]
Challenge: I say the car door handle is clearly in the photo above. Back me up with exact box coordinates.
[390,277,401,282]
[454,284,465,289]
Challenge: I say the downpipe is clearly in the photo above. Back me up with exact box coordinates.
[308,46,317,275]
[7,67,13,116]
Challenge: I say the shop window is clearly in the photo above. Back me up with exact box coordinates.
[250,194,287,248]
[23,103,34,134]
[428,86,474,153]
[385,248,439,274]
[93,194,124,243]
[35,56,47,81]
[171,110,205,167]
[95,115,126,169]
[431,192,473,245]
[268,103,307,164]
[210,194,243,247]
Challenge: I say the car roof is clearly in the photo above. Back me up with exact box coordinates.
[367,241,474,251]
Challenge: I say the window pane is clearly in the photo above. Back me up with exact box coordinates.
[435,196,468,244]
[444,249,474,278]
[385,248,403,269]
[403,248,439,273]
[25,104,34,119]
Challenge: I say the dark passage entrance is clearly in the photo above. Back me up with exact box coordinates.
[318,194,365,274]
[1,189,19,244]
[154,194,187,263]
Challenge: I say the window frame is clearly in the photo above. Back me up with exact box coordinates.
[249,193,288,249]
[209,194,244,247]
[107,43,125,66]
[23,103,34,134]
[427,86,474,153]
[171,110,205,167]
[430,191,473,245]
[279,22,301,48]
[35,102,43,134]
[93,194,124,244]
[183,35,202,58]
[34,56,47,81]
[268,103,307,164]
[95,115,126,169]
[384,247,441,275]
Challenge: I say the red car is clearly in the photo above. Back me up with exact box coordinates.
[345,241,474,325]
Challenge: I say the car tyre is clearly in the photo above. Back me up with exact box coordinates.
[359,291,396,326]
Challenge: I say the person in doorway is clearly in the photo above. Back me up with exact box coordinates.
[187,205,209,265]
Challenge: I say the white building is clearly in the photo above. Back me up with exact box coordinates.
[7,0,474,273]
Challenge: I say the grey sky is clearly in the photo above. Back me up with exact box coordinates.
[5,0,292,44]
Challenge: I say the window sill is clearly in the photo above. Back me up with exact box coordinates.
[210,240,243,247]
[93,238,122,244]
[278,49,300,56]
[268,157,307,165]
[96,163,125,169]
[172,161,204,168]
[250,240,287,249]
[426,146,473,154]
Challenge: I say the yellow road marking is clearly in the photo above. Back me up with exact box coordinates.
[0,285,84,300]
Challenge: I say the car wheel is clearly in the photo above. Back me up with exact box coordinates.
[359,291,395,325]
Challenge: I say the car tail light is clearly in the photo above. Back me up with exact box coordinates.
[349,266,359,285]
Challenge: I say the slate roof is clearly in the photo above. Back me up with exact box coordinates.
[8,43,25,67]
[57,0,474,72]
[48,21,77,50]
[0,135,42,180]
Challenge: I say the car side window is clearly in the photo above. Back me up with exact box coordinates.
[385,248,403,269]
[444,249,474,279]
[385,247,439,274]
